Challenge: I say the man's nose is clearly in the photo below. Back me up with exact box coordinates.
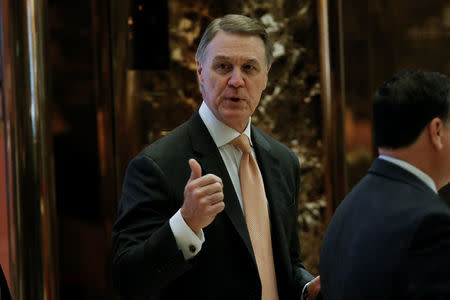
[228,69,245,88]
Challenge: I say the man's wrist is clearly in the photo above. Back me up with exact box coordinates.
[302,281,311,300]
[169,209,205,260]
[180,207,202,234]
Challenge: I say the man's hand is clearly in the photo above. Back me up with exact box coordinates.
[306,276,321,300]
[181,159,225,234]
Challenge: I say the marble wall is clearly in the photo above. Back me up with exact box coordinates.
[130,0,326,274]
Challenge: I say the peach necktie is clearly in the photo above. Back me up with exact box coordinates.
[231,134,279,300]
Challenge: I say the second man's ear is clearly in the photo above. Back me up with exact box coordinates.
[428,117,445,150]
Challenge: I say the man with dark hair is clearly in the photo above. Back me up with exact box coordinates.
[320,70,450,299]
[112,14,320,300]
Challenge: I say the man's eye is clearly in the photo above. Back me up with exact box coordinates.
[216,63,230,71]
[243,65,256,72]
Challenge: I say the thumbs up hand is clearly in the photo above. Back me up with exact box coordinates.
[181,159,225,234]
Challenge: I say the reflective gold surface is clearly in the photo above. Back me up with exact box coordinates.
[317,0,347,221]
[339,0,450,195]
[1,0,58,299]
[0,38,11,290]
[47,0,117,297]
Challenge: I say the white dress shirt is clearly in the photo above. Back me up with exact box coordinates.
[169,102,253,260]
[378,155,437,194]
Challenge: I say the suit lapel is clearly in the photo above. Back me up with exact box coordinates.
[252,127,284,215]
[251,128,289,262]
[188,112,255,262]
[253,128,303,291]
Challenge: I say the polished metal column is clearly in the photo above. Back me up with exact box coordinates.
[317,0,347,221]
[1,0,58,299]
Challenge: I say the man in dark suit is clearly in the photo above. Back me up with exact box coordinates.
[320,70,450,299]
[112,14,320,300]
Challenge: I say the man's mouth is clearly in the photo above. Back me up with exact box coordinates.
[230,97,240,102]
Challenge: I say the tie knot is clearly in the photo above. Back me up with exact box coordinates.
[231,134,251,154]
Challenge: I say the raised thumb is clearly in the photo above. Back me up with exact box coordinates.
[188,158,202,180]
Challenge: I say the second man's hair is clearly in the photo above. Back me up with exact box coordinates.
[373,70,450,149]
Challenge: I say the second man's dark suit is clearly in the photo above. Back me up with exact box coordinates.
[320,158,450,299]
[112,111,313,299]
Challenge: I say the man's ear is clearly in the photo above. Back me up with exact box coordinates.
[263,64,271,90]
[428,117,445,150]
[196,60,204,84]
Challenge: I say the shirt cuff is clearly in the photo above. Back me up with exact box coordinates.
[169,209,205,260]
[301,281,311,300]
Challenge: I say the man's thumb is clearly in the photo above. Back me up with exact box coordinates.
[188,158,202,180]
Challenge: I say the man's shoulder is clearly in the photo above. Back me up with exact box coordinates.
[342,170,450,225]
[139,119,192,160]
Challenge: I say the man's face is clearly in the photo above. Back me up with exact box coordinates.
[196,30,270,132]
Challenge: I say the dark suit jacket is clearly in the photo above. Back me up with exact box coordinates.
[0,264,11,300]
[320,158,450,299]
[112,111,313,300]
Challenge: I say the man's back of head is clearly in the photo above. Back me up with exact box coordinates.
[373,70,450,149]
[373,70,450,189]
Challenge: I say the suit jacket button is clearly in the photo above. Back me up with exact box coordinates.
[189,245,196,253]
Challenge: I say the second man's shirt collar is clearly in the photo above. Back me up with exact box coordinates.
[378,155,437,193]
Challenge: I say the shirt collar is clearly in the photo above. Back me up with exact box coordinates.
[378,155,437,193]
[199,102,252,148]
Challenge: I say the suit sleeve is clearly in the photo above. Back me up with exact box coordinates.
[111,154,193,297]
[404,212,450,298]
[290,153,314,294]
